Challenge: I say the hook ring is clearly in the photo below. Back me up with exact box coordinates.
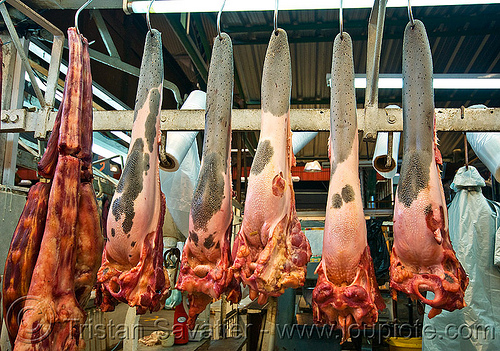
[217,0,227,38]
[75,0,93,35]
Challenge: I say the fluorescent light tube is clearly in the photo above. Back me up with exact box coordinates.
[129,0,500,13]
[336,74,500,89]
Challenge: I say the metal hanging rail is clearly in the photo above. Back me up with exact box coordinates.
[1,107,499,133]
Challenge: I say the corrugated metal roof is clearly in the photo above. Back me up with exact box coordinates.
[193,5,500,109]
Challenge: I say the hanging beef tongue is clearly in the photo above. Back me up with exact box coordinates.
[390,20,468,319]
[97,29,169,314]
[231,29,311,305]
[312,32,385,343]
[176,33,241,329]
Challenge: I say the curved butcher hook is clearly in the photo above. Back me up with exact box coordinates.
[146,0,155,35]
[274,0,279,34]
[339,0,344,39]
[408,0,415,27]
[75,0,93,35]
[217,0,227,39]
[147,0,169,169]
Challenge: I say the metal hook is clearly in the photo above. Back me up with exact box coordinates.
[75,0,93,35]
[274,0,279,34]
[146,0,155,34]
[339,0,344,39]
[217,0,227,39]
[408,0,415,27]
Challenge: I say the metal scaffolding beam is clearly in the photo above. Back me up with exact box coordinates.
[2,107,499,133]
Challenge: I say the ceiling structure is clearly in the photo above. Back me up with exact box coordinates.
[1,1,499,211]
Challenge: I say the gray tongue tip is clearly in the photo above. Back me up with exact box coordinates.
[334,31,353,45]
[266,28,289,61]
[261,28,291,117]
[405,19,427,38]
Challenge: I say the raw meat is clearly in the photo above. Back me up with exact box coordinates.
[312,32,385,342]
[2,182,50,347]
[75,37,103,309]
[390,20,468,318]
[231,29,311,304]
[97,29,169,314]
[74,182,103,308]
[5,28,103,350]
[176,33,240,329]
[14,155,85,351]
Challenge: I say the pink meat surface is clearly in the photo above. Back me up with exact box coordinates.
[176,33,241,329]
[312,33,385,342]
[231,29,311,304]
[390,20,468,318]
[97,29,169,313]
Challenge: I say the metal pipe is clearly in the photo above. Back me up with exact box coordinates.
[18,139,38,157]
[92,167,119,186]
[92,154,124,166]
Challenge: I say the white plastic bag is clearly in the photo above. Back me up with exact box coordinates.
[467,132,500,182]
[160,139,200,239]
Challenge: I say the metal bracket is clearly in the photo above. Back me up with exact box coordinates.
[0,109,26,131]
[34,107,54,139]
[363,0,388,141]
[122,0,132,15]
